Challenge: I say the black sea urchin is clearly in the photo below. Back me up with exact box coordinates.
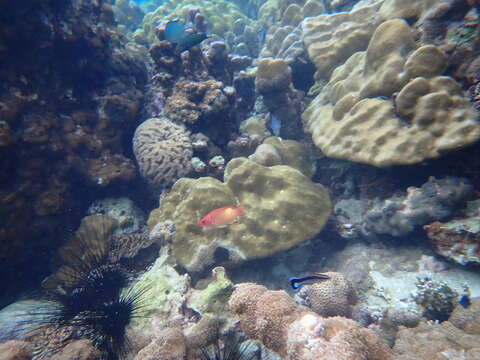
[200,330,260,360]
[25,216,149,360]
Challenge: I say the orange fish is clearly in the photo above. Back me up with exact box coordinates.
[197,205,246,227]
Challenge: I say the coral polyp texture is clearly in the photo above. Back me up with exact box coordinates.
[302,18,480,167]
[294,272,357,318]
[147,157,331,272]
[132,117,193,189]
[301,0,383,79]
[229,283,393,360]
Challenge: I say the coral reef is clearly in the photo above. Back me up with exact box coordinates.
[187,267,234,318]
[87,197,146,234]
[147,157,331,272]
[0,340,33,360]
[363,176,474,237]
[0,0,147,287]
[411,276,459,321]
[229,283,393,359]
[393,300,480,359]
[424,199,480,267]
[250,137,316,174]
[112,0,145,37]
[255,58,304,139]
[136,1,260,56]
[294,272,357,318]
[132,117,193,189]
[302,0,383,80]
[302,19,480,167]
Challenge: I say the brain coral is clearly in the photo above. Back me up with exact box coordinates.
[132,117,193,188]
[229,283,393,360]
[147,157,331,272]
[295,272,357,318]
[302,19,480,167]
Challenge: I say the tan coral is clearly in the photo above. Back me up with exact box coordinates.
[132,117,193,188]
[302,19,480,167]
[393,316,480,359]
[301,1,383,79]
[229,283,393,360]
[147,158,331,272]
[295,272,357,317]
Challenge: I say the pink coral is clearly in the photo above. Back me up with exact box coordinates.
[229,283,393,360]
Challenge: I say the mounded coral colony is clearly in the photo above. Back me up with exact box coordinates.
[147,157,331,272]
[2,0,480,359]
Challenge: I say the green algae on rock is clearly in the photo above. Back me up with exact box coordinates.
[187,267,234,318]
[148,158,331,273]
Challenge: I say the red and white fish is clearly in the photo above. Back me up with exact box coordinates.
[197,205,246,227]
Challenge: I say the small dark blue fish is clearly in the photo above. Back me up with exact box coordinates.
[459,294,471,308]
[289,273,330,290]
[164,20,207,53]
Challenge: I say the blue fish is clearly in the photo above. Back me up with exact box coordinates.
[459,294,471,308]
[289,273,330,290]
[164,20,207,53]
[270,114,281,136]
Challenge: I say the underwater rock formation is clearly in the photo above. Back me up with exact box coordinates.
[132,117,193,189]
[147,158,331,272]
[0,0,147,291]
[424,199,480,267]
[229,283,393,360]
[302,18,480,167]
[362,176,474,237]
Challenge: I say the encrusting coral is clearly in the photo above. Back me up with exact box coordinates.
[302,18,480,167]
[393,299,480,359]
[362,176,474,237]
[424,199,480,267]
[229,283,393,360]
[132,117,193,189]
[147,157,331,272]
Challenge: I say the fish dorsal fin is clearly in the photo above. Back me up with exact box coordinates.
[165,20,187,44]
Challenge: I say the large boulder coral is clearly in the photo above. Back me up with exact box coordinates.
[229,283,393,360]
[147,158,331,272]
[301,0,383,80]
[302,19,480,167]
[132,117,193,188]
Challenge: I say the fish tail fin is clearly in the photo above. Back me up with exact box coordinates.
[236,205,246,216]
